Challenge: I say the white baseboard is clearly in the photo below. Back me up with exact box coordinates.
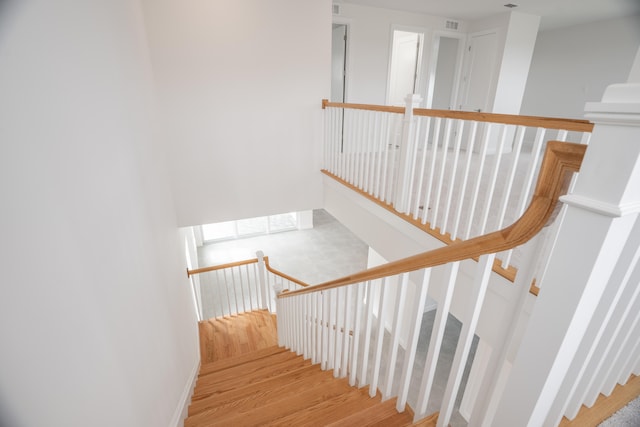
[171,358,200,427]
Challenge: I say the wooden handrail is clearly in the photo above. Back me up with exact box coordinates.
[264,256,310,288]
[321,99,594,132]
[187,255,311,287]
[187,257,259,277]
[279,140,587,298]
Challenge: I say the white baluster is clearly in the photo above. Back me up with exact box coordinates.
[322,290,330,370]
[370,278,389,397]
[441,120,464,235]
[334,287,344,376]
[397,268,431,412]
[431,118,455,229]
[382,273,408,400]
[360,281,375,386]
[421,117,441,226]
[350,282,365,386]
[451,121,478,240]
[412,117,432,219]
[341,285,353,378]
[438,254,495,427]
[415,262,459,419]
[463,124,492,239]
[478,125,509,234]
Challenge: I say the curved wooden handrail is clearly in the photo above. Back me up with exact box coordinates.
[187,258,258,277]
[280,140,587,298]
[264,256,310,288]
[321,99,593,132]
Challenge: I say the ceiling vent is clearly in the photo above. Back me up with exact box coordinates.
[445,20,459,30]
[332,4,341,15]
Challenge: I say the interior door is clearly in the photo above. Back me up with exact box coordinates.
[459,31,499,112]
[388,31,422,106]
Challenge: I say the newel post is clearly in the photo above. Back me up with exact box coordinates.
[492,61,640,425]
[395,94,423,213]
[256,250,271,312]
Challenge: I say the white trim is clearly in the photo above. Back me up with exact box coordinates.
[560,194,640,217]
[170,358,200,427]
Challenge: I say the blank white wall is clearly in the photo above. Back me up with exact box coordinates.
[142,0,331,227]
[0,1,199,426]
[521,15,640,119]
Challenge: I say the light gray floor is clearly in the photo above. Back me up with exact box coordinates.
[196,209,636,426]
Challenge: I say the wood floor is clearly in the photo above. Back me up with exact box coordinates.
[188,310,430,426]
[198,310,279,364]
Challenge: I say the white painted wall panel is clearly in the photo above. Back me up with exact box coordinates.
[0,1,199,426]
[142,0,332,227]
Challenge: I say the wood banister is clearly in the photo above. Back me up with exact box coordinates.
[321,99,593,132]
[264,257,310,288]
[187,257,259,277]
[279,140,586,298]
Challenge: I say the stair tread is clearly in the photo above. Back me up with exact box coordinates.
[326,397,412,427]
[187,364,325,416]
[192,355,310,400]
[196,350,299,387]
[411,411,439,427]
[264,386,381,426]
[198,345,286,375]
[187,373,354,427]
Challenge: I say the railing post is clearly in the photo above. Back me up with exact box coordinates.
[256,250,271,312]
[394,93,422,213]
[493,64,640,425]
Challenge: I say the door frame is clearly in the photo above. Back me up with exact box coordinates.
[332,17,352,103]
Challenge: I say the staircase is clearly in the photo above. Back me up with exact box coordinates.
[185,310,431,426]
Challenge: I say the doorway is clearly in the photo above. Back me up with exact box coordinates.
[425,33,465,110]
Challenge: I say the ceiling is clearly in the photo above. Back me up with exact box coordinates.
[340,0,640,30]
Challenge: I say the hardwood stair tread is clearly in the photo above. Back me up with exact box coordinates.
[188,374,355,426]
[187,364,326,416]
[326,397,413,426]
[198,345,286,375]
[192,355,311,400]
[263,386,382,426]
[195,350,299,387]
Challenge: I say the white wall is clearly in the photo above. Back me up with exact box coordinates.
[521,14,640,119]
[335,4,468,105]
[141,0,331,227]
[0,2,199,427]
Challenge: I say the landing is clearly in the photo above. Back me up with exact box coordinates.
[198,310,278,364]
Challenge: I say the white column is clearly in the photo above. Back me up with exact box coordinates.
[394,94,422,213]
[492,79,640,426]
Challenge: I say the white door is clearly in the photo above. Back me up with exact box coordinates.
[388,31,422,106]
[459,31,499,112]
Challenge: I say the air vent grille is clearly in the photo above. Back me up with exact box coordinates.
[445,20,459,30]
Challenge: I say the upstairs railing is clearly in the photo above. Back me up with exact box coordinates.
[277,141,586,426]
[322,97,594,283]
